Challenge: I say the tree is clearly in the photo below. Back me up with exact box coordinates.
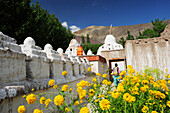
[86,34,90,43]
[126,31,134,40]
[82,43,102,54]
[118,37,126,48]
[136,31,146,39]
[142,29,159,38]
[0,0,74,51]
[81,35,85,44]
[152,18,168,36]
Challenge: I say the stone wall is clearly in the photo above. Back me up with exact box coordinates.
[0,32,92,113]
[125,37,170,74]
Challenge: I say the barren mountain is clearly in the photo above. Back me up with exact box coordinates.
[74,19,170,43]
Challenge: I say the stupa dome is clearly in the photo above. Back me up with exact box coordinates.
[104,35,116,44]
[69,39,79,48]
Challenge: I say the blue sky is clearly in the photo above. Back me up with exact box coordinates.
[32,0,170,32]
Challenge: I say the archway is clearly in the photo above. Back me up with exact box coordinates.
[108,57,127,82]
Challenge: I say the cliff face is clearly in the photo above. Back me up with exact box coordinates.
[74,19,170,43]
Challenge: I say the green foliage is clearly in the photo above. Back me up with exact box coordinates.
[136,31,146,39]
[136,18,168,39]
[118,37,126,48]
[152,18,168,35]
[81,35,85,44]
[142,29,159,38]
[140,66,164,80]
[0,0,74,50]
[86,34,90,43]
[126,31,134,40]
[82,43,102,54]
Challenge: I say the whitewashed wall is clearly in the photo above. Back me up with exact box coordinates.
[0,32,92,113]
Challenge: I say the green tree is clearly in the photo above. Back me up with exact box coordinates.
[81,35,85,44]
[126,31,134,40]
[136,31,146,39]
[82,43,102,54]
[152,18,168,36]
[142,29,159,38]
[118,37,126,48]
[86,34,90,43]
[0,0,74,51]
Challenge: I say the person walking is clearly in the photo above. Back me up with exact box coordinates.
[113,63,120,87]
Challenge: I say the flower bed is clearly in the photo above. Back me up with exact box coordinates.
[17,66,170,113]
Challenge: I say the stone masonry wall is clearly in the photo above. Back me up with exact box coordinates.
[0,32,92,113]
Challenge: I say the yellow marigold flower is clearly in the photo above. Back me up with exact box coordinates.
[89,89,95,97]
[131,96,136,102]
[31,88,34,91]
[65,107,70,112]
[167,101,170,107]
[117,85,125,92]
[102,79,108,85]
[142,80,149,85]
[62,85,68,92]
[108,81,112,85]
[80,107,90,113]
[101,65,104,67]
[123,93,132,102]
[95,99,99,103]
[128,68,135,74]
[40,97,46,104]
[127,65,133,69]
[54,95,64,106]
[140,87,147,93]
[62,71,67,76]
[48,79,55,86]
[80,99,83,103]
[87,67,91,72]
[166,92,168,95]
[168,80,170,84]
[142,106,149,113]
[111,73,113,75]
[113,107,115,110]
[74,101,79,106]
[23,95,26,98]
[94,84,97,88]
[77,87,83,92]
[102,74,107,78]
[69,88,72,92]
[53,85,58,89]
[111,92,119,99]
[96,73,101,77]
[33,109,43,113]
[17,105,26,113]
[151,111,157,113]
[160,93,165,99]
[92,77,97,82]
[45,99,52,107]
[99,99,110,110]
[26,94,36,104]
[79,90,87,100]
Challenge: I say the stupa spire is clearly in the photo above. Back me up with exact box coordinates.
[109,24,112,34]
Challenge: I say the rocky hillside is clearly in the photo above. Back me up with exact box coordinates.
[74,19,170,43]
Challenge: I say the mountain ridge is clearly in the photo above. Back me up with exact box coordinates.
[74,19,170,43]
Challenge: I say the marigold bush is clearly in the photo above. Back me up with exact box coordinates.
[17,66,170,113]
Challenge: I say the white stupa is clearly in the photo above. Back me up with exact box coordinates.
[65,39,85,57]
[97,25,123,55]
